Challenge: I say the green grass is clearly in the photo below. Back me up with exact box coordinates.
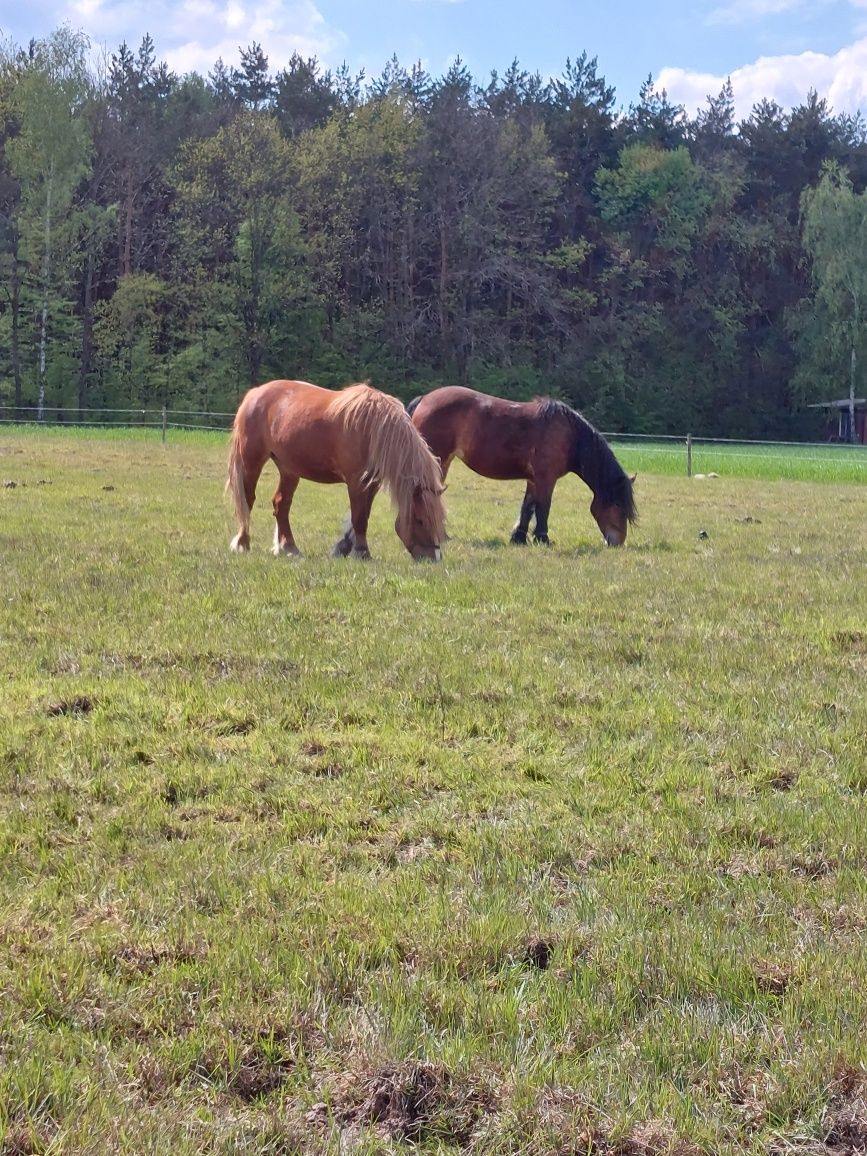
[609,437,867,485]
[1,430,866,1155]
[4,420,867,484]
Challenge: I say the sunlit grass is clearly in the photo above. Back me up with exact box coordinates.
[3,420,866,483]
[610,436,867,484]
[1,430,865,1154]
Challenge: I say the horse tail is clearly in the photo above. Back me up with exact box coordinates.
[405,394,423,418]
[226,408,251,549]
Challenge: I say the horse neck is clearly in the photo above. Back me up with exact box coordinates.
[366,404,416,486]
[569,416,621,497]
[369,406,445,542]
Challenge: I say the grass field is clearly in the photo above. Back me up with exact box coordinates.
[3,421,866,485]
[1,429,866,1155]
[609,438,867,486]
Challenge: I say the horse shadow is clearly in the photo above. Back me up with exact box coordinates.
[465,536,510,550]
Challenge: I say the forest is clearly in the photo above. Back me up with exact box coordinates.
[2,28,867,438]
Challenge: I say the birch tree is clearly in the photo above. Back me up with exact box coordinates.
[4,28,91,418]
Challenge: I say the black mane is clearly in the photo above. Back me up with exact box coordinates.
[536,398,637,522]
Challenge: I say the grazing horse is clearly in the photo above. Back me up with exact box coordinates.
[227,380,446,560]
[410,386,636,546]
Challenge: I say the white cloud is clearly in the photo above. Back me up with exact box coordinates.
[70,0,107,20]
[56,0,341,76]
[708,0,807,25]
[657,37,867,119]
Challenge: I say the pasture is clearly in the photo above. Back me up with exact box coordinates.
[1,428,866,1155]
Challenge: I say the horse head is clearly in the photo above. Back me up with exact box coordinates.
[590,474,637,547]
[395,482,445,561]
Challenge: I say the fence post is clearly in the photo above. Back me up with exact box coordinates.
[686,432,692,477]
[161,406,167,445]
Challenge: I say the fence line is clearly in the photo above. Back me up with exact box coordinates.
[1,405,865,476]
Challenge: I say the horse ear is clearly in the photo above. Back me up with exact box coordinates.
[629,473,637,484]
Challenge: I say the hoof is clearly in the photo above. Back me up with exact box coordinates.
[350,547,372,561]
[272,544,301,558]
[230,533,250,553]
[533,534,551,546]
[510,529,528,545]
[331,537,353,558]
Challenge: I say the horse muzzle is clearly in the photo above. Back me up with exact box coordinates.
[412,544,442,562]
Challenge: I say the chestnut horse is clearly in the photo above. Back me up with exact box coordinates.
[227,380,446,560]
[408,386,636,546]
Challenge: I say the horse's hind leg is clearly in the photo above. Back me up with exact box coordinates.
[510,484,536,545]
[228,442,267,553]
[272,471,301,557]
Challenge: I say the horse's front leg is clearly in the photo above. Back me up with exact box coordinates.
[532,485,554,545]
[510,483,536,545]
[332,480,377,559]
[272,473,301,556]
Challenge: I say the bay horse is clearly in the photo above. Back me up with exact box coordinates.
[227,380,446,560]
[408,386,636,546]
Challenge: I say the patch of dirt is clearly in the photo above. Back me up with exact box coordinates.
[162,779,212,806]
[611,1120,705,1154]
[720,853,764,879]
[724,822,779,849]
[718,1066,775,1133]
[46,655,81,676]
[823,904,867,933]
[391,836,450,865]
[0,1124,51,1155]
[520,1091,703,1155]
[330,1060,496,1144]
[193,1035,298,1102]
[46,695,94,717]
[158,822,189,841]
[823,1100,867,1153]
[820,1066,867,1154]
[831,631,866,653]
[769,767,798,791]
[524,766,550,783]
[768,1064,867,1154]
[211,716,256,737]
[112,941,204,974]
[751,959,794,996]
[720,850,852,882]
[523,935,555,971]
[790,855,836,880]
[308,760,346,779]
[301,741,327,757]
[298,740,347,779]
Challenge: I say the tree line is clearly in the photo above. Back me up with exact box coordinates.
[1,28,866,438]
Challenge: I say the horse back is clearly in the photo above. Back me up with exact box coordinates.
[411,387,551,480]
[236,380,351,482]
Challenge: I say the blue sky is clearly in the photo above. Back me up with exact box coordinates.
[4,0,867,119]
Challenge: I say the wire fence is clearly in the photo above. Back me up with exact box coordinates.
[0,405,234,434]
[2,405,866,481]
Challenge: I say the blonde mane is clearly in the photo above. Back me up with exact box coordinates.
[329,383,446,543]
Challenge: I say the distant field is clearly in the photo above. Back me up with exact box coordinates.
[2,420,866,484]
[609,436,867,485]
[1,429,866,1155]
